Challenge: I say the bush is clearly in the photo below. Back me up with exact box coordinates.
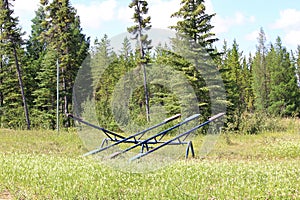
[227,112,286,134]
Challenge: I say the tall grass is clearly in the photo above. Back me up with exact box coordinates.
[229,112,300,134]
[0,129,84,156]
[1,154,300,199]
[0,118,300,199]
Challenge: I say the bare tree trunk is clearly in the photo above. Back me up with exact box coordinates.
[141,62,150,122]
[62,67,70,127]
[0,57,3,107]
[137,3,150,122]
[0,29,3,108]
[13,47,31,130]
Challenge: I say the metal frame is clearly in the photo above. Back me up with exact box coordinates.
[129,112,225,161]
[67,113,185,154]
[67,112,225,161]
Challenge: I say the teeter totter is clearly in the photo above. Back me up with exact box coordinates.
[67,112,225,161]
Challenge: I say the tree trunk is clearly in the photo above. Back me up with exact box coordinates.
[141,62,150,122]
[0,57,3,107]
[137,3,150,122]
[13,47,31,130]
[62,67,70,127]
[0,28,3,107]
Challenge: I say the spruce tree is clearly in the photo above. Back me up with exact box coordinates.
[252,27,270,111]
[91,35,115,91]
[128,0,152,122]
[268,37,299,116]
[153,46,182,116]
[0,0,30,129]
[93,35,116,129]
[220,40,248,129]
[25,5,47,111]
[32,48,57,128]
[93,36,136,130]
[241,55,254,112]
[170,0,220,120]
[39,0,90,127]
[296,45,300,87]
[170,0,218,56]
[26,6,47,60]
[119,37,132,60]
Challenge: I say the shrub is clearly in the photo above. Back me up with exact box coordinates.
[227,112,286,134]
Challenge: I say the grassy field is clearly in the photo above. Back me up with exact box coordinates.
[0,119,300,199]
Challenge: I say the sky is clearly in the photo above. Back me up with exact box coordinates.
[13,0,300,55]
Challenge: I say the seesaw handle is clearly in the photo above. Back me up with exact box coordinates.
[164,114,181,123]
[209,112,225,121]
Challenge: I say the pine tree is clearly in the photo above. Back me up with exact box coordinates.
[25,5,47,111]
[220,40,245,129]
[170,0,218,56]
[170,0,220,120]
[119,37,132,60]
[252,27,270,111]
[93,35,116,129]
[268,37,299,116]
[128,0,152,122]
[153,46,182,116]
[241,55,254,112]
[0,0,30,129]
[39,0,90,127]
[32,48,57,128]
[91,35,115,91]
[296,45,300,87]
[93,36,136,130]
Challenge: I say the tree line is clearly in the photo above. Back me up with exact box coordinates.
[0,0,299,133]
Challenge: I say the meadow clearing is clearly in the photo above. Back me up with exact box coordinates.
[0,118,300,199]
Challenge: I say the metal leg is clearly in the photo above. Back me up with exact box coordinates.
[141,143,149,153]
[100,139,109,148]
[185,141,195,159]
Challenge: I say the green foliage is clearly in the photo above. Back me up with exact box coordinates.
[296,46,300,84]
[251,33,300,117]
[267,38,300,116]
[95,59,132,131]
[24,5,47,109]
[234,112,286,134]
[40,0,90,127]
[0,0,30,129]
[0,0,90,129]
[221,31,299,131]
[1,127,300,199]
[219,40,254,130]
[155,47,209,118]
[93,36,135,131]
[169,0,222,125]
[128,0,152,122]
[220,40,243,129]
[252,28,270,111]
[31,49,57,129]
[1,1,300,131]
[170,0,218,56]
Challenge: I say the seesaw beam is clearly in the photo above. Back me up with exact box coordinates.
[82,114,181,156]
[110,114,201,158]
[130,112,225,161]
[67,113,125,141]
[67,113,185,157]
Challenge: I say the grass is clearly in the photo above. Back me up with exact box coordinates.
[1,154,300,199]
[0,129,84,156]
[0,119,300,199]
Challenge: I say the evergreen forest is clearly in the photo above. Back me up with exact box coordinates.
[1,0,300,134]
